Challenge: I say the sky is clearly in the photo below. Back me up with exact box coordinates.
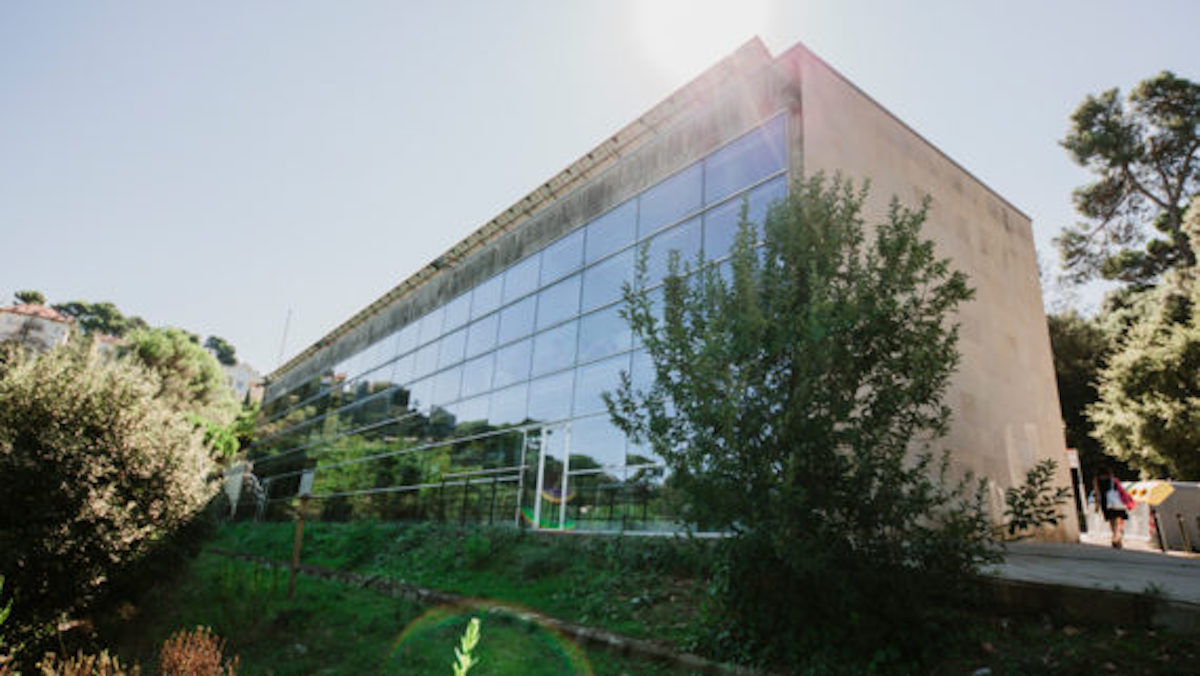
[3,1,1198,375]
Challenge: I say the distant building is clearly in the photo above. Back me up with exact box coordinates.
[222,361,263,404]
[0,304,72,352]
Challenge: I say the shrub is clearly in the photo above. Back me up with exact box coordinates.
[158,626,238,676]
[36,651,137,676]
[0,346,216,649]
[1003,459,1073,539]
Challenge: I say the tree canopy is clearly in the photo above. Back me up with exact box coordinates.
[1056,71,1200,286]
[606,175,993,668]
[12,290,45,305]
[204,335,238,366]
[119,327,238,428]
[51,300,149,337]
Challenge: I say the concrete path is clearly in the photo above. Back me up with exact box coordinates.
[987,541,1200,606]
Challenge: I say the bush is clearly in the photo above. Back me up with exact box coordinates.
[158,626,238,676]
[609,176,997,671]
[0,345,217,650]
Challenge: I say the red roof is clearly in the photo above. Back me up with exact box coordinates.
[0,304,73,323]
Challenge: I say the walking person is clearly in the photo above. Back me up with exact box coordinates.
[1093,467,1135,549]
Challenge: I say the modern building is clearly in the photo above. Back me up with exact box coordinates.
[0,303,73,352]
[252,39,1073,538]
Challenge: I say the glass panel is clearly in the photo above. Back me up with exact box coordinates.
[535,273,581,331]
[631,348,655,391]
[527,370,575,423]
[497,296,536,345]
[581,247,634,312]
[646,217,701,285]
[531,320,578,377]
[412,341,440,379]
[407,376,434,415]
[627,439,663,467]
[465,313,499,358]
[493,337,533,389]
[418,307,445,346]
[433,365,463,407]
[460,352,495,398]
[443,293,472,332]
[471,274,504,320]
[438,327,467,369]
[704,115,787,205]
[702,195,741,261]
[570,415,627,469]
[584,200,637,264]
[394,321,419,357]
[578,305,633,363]
[638,162,702,238]
[391,352,414,386]
[455,394,490,427]
[573,353,629,416]
[540,228,585,284]
[488,382,529,426]
[502,255,540,304]
[745,174,787,234]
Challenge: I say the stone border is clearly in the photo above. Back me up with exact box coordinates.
[206,549,778,676]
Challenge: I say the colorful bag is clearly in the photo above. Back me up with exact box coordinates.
[1115,478,1136,510]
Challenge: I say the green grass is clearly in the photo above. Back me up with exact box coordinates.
[104,552,697,676]
[205,520,1200,675]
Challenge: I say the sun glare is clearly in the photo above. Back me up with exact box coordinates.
[632,0,770,85]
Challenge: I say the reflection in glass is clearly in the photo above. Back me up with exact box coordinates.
[460,352,495,398]
[540,228,585,284]
[493,338,532,389]
[535,274,581,331]
[646,217,701,285]
[503,255,540,304]
[570,415,627,468]
[573,353,629,416]
[394,322,419,358]
[433,365,462,407]
[578,305,632,363]
[456,393,489,425]
[581,248,634,312]
[413,341,440,380]
[528,370,574,423]
[471,274,504,320]
[443,293,471,332]
[531,321,578,377]
[584,200,636,264]
[438,327,467,369]
[418,307,445,346]
[489,383,528,426]
[497,296,536,345]
[704,114,787,205]
[638,162,702,238]
[465,313,499,358]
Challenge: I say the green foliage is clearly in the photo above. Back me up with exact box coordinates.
[1088,264,1200,478]
[451,617,481,676]
[0,345,217,650]
[203,336,237,367]
[12,290,44,306]
[119,327,238,429]
[607,174,995,669]
[1056,71,1200,285]
[1002,459,1073,539]
[50,301,148,338]
[461,535,492,570]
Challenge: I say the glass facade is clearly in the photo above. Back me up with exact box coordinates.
[251,114,787,531]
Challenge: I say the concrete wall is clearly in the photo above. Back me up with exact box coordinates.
[788,46,1074,538]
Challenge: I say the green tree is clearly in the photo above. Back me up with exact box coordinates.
[204,335,238,366]
[120,327,238,429]
[0,345,215,650]
[12,290,45,305]
[1088,201,1200,478]
[51,300,148,337]
[1046,310,1133,480]
[1056,71,1200,285]
[607,175,993,669]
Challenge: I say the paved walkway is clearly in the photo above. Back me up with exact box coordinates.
[988,541,1200,606]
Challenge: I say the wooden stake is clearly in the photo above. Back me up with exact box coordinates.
[288,497,308,598]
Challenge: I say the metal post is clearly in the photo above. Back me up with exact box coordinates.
[288,496,309,599]
[489,475,498,524]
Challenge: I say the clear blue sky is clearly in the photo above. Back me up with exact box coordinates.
[3,1,1198,374]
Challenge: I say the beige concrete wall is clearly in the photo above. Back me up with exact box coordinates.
[790,47,1075,539]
